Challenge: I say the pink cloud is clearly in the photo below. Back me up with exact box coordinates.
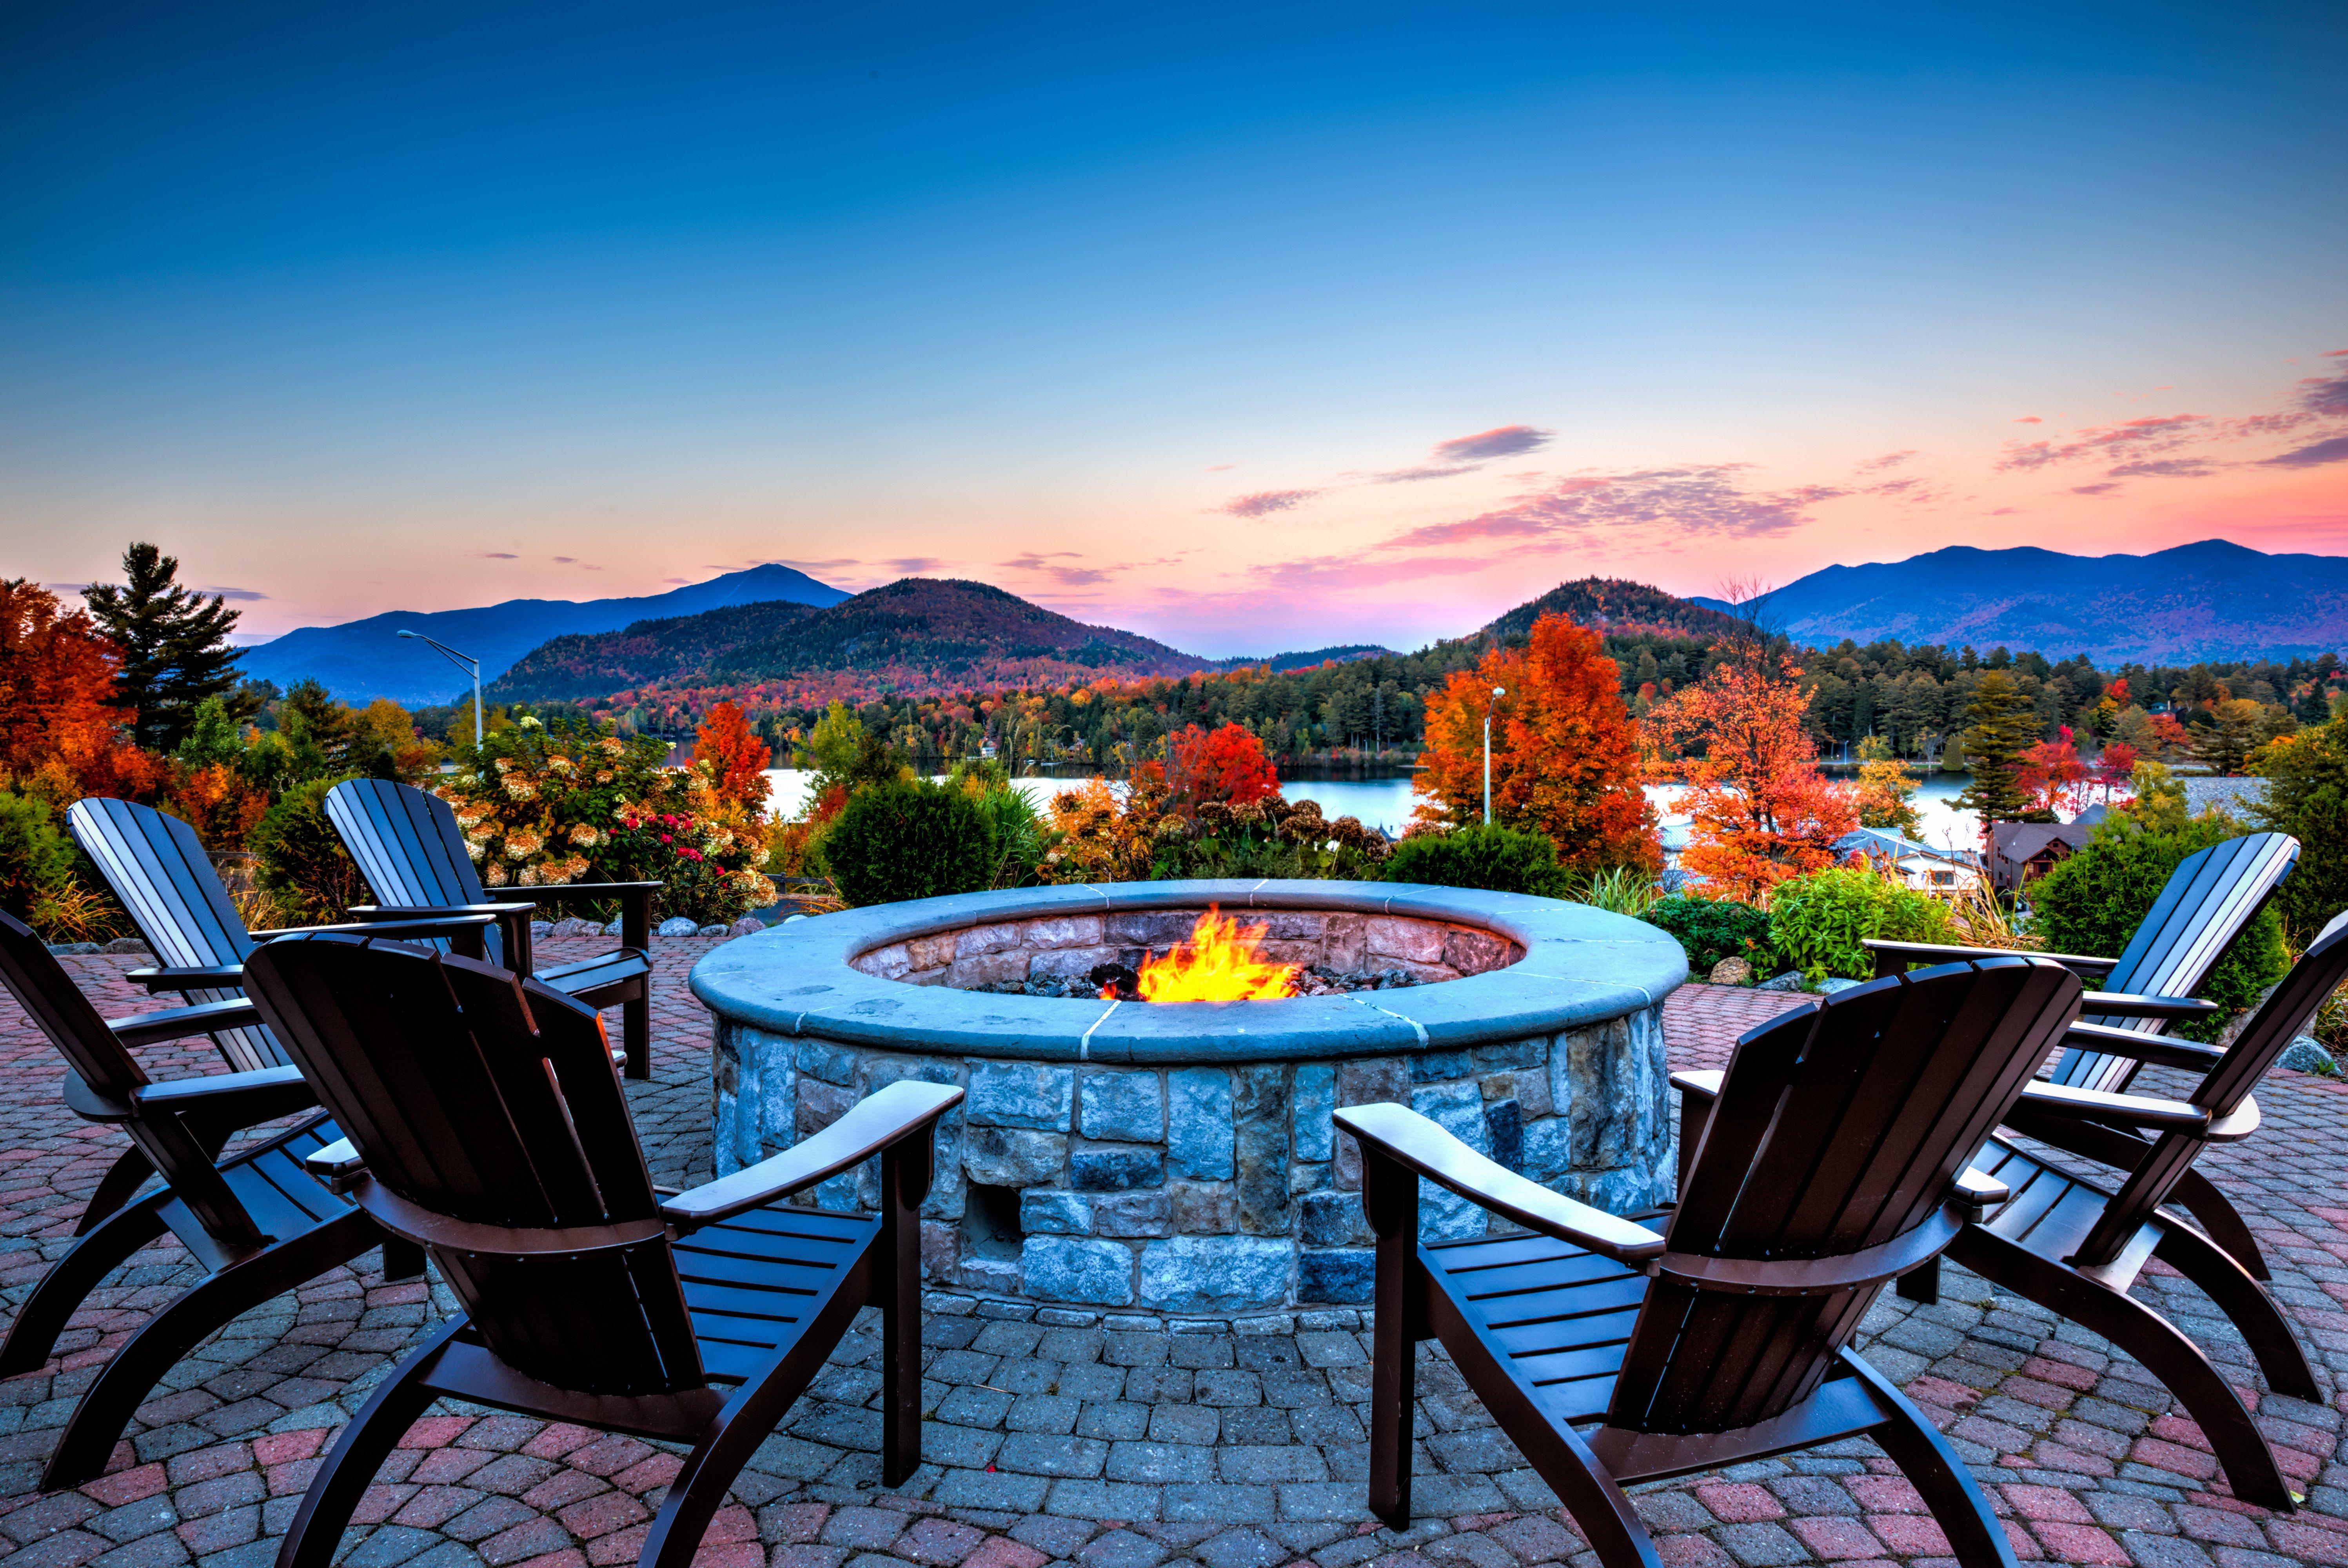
[1856,450,1917,473]
[1432,425,1552,463]
[1001,552,1113,587]
[2071,482,2122,496]
[2012,416,2042,425]
[1997,413,2212,471]
[1219,489,1320,517]
[1371,463,1480,484]
[1382,464,1832,554]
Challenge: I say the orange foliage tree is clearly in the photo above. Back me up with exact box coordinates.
[1645,644,1857,900]
[692,701,773,813]
[1163,722,1280,813]
[1413,614,1658,873]
[0,578,165,805]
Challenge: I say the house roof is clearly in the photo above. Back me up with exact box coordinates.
[1834,828,1978,866]
[1990,821,2096,868]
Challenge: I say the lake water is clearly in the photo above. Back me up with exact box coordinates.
[760,769,1990,849]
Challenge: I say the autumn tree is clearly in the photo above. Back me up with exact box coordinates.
[1853,758,1923,836]
[81,543,245,751]
[1645,642,1856,900]
[694,701,774,813]
[1418,613,1657,874]
[2016,727,2090,815]
[0,578,166,804]
[1953,669,2043,828]
[1164,721,1280,812]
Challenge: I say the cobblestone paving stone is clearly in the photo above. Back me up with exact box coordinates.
[4,942,2347,1568]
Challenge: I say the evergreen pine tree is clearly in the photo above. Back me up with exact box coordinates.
[81,543,244,751]
[2301,681,2335,726]
[1954,669,2041,825]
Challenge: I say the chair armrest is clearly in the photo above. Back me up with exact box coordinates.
[106,998,263,1049]
[131,1063,315,1122]
[341,904,532,920]
[125,964,247,993]
[1670,1069,1723,1104]
[2079,991,2222,1022]
[258,914,501,960]
[1333,1102,1667,1265]
[490,882,662,899]
[2063,1020,2225,1072]
[1865,938,2119,976]
[1952,1167,2010,1220]
[2015,1079,2211,1132]
[659,1081,964,1230]
[302,1137,367,1192]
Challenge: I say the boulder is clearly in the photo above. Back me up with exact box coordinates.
[2279,1036,2339,1076]
[1707,956,1753,985]
[657,916,699,937]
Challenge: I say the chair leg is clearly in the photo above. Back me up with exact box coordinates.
[74,1147,157,1237]
[43,1212,378,1488]
[381,1238,427,1282]
[2166,1168,2270,1281]
[1841,1353,2018,1568]
[640,1277,873,1568]
[1363,1153,1420,1530]
[1950,1229,2295,1512]
[2152,1224,2320,1402]
[623,991,651,1080]
[0,1195,169,1378]
[1897,1256,1941,1305]
[278,1320,457,1568]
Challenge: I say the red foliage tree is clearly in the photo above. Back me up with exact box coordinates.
[1414,614,1657,873]
[2016,727,2090,815]
[692,701,773,813]
[2094,740,2139,799]
[1163,722,1280,812]
[0,578,165,803]
[1645,642,1857,901]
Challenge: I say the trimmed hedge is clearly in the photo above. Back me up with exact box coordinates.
[1382,824,1571,899]
[824,780,993,907]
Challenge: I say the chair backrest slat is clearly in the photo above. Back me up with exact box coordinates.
[1612,958,2078,1436]
[325,780,504,965]
[244,934,702,1396]
[2046,832,2297,1093]
[66,797,287,1071]
[0,910,149,1097]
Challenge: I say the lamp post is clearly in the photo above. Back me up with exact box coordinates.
[1483,685,1506,825]
[397,630,483,748]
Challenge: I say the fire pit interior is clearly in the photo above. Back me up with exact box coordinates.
[691,879,1685,1314]
[853,902,1523,1000]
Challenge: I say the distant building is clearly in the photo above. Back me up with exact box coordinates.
[1834,828,1982,894]
[1988,821,2097,893]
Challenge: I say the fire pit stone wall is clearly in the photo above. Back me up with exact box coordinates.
[691,880,1687,1315]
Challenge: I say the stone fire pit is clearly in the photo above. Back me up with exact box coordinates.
[690,879,1685,1313]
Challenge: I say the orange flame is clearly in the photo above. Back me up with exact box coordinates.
[1110,906,1300,1003]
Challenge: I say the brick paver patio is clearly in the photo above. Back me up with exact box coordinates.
[3,936,2346,1568]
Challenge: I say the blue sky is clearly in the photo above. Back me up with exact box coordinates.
[5,3,2345,655]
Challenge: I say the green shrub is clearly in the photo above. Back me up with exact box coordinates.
[1768,868,1954,983]
[251,775,366,924]
[2251,717,2348,944]
[1645,895,1773,976]
[1382,825,1571,898]
[824,780,993,907]
[2034,812,2289,1040]
[0,792,77,927]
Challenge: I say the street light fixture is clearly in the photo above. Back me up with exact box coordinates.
[1483,685,1506,825]
[397,630,484,748]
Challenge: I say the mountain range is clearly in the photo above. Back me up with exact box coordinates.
[1695,540,2348,663]
[243,537,2348,708]
[236,563,850,706]
[490,578,1209,704]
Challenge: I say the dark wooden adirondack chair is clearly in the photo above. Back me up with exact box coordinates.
[1338,956,2081,1568]
[323,777,659,1078]
[67,797,507,1073]
[0,910,496,1488]
[239,933,957,1568]
[1941,908,2348,1512]
[1832,830,2294,1294]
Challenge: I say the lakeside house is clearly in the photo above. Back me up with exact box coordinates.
[1834,827,1982,894]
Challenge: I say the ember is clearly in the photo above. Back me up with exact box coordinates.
[1110,906,1297,1002]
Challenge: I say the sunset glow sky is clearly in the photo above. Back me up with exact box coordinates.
[5,4,2346,657]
